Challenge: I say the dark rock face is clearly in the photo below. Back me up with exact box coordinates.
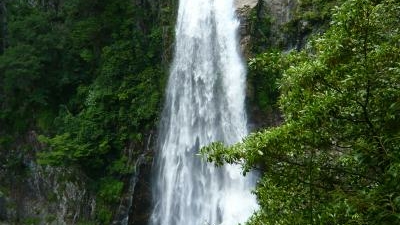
[0,131,96,225]
[236,5,255,58]
[111,135,154,225]
[235,1,286,129]
[262,0,296,46]
[129,161,153,225]
[0,196,6,221]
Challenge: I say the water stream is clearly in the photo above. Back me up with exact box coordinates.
[150,0,258,224]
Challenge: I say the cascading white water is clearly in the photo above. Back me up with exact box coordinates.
[150,0,258,224]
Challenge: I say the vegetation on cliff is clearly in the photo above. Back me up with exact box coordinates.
[0,0,173,223]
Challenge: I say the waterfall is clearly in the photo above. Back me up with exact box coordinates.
[150,0,258,224]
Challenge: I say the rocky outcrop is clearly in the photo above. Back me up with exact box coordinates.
[263,0,295,27]
[235,0,292,129]
[235,0,298,55]
[112,133,154,225]
[0,130,155,225]
[235,0,258,9]
[0,195,6,221]
[262,0,297,49]
[235,0,258,57]
[0,131,96,225]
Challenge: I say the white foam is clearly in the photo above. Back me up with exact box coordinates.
[150,0,258,224]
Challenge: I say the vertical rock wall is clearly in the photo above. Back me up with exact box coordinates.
[0,132,96,225]
[236,0,298,53]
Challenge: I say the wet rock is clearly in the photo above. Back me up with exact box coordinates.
[0,195,6,221]
[129,160,153,225]
[235,1,258,57]
[1,131,96,225]
[263,0,295,26]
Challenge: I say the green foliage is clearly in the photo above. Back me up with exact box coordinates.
[203,0,400,224]
[96,204,113,225]
[37,41,163,176]
[248,6,272,53]
[248,51,292,111]
[76,221,97,225]
[0,7,65,132]
[284,0,345,49]
[0,0,169,223]
[45,215,57,223]
[22,217,41,225]
[98,177,124,203]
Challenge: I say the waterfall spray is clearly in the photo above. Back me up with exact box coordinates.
[150,0,258,224]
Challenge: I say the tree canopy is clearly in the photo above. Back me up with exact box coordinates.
[203,0,400,224]
[0,0,167,223]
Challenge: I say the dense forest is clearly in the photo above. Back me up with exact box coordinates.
[0,0,173,223]
[0,0,399,224]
